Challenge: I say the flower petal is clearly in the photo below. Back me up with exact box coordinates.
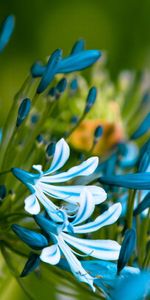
[38,182,106,205]
[73,203,122,234]
[42,156,98,182]
[44,138,70,174]
[62,233,121,260]
[58,237,95,291]
[24,194,40,215]
[72,189,95,226]
[40,244,61,265]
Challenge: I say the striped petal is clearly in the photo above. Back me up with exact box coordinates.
[42,157,99,183]
[58,236,95,291]
[38,182,106,205]
[24,194,40,215]
[40,244,61,265]
[62,233,120,260]
[73,203,122,234]
[72,189,95,226]
[44,138,70,174]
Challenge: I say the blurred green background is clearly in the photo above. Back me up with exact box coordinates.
[0,0,150,126]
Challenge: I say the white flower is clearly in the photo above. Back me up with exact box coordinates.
[12,138,106,215]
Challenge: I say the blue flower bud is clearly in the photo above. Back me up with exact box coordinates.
[70,78,78,92]
[117,229,136,275]
[16,98,31,127]
[56,77,67,94]
[37,49,62,94]
[0,15,15,53]
[48,86,57,98]
[84,87,97,114]
[57,50,101,74]
[94,125,103,141]
[131,113,150,140]
[0,128,2,144]
[70,116,78,125]
[70,39,85,55]
[46,142,55,158]
[31,61,45,78]
[99,172,150,190]
[20,252,40,277]
[12,224,48,250]
[36,134,44,144]
[34,214,64,236]
[0,185,7,203]
[134,192,150,216]
[30,114,39,124]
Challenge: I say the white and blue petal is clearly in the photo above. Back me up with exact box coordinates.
[72,189,95,226]
[58,236,95,291]
[62,233,120,260]
[44,138,70,174]
[38,182,106,205]
[41,156,99,183]
[24,194,40,215]
[73,203,122,234]
[40,244,61,265]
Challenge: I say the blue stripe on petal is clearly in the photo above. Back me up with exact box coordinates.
[24,194,40,215]
[38,182,106,205]
[74,203,122,234]
[62,233,121,260]
[40,244,61,265]
[42,156,98,182]
[58,237,95,291]
[72,189,95,226]
[44,138,70,174]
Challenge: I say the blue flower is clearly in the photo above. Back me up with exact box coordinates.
[0,15,15,53]
[12,189,122,290]
[12,138,106,215]
[31,41,101,78]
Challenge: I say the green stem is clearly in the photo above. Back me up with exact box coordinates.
[126,189,136,228]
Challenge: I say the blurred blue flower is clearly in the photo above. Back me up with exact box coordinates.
[99,172,150,190]
[0,15,15,53]
[131,113,150,140]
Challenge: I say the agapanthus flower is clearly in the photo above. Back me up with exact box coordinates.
[31,40,101,78]
[12,138,106,215]
[12,189,122,291]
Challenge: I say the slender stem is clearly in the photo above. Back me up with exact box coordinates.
[126,189,136,228]
[0,169,11,176]
[66,114,85,139]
